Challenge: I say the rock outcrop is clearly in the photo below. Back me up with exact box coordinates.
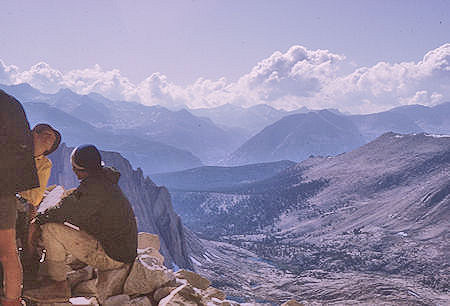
[48,143,192,269]
[31,232,263,306]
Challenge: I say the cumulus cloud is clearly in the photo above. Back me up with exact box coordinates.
[0,59,18,84]
[64,65,135,101]
[236,46,345,102]
[131,72,187,109]
[319,43,450,113]
[1,43,449,113]
[15,62,65,93]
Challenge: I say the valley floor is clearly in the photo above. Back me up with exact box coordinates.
[192,239,449,305]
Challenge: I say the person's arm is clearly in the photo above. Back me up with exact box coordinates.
[19,157,52,207]
[35,180,103,226]
[0,91,39,193]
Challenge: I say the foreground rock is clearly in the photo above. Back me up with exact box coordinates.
[33,232,277,306]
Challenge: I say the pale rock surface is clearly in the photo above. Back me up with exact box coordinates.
[203,287,226,301]
[96,264,131,304]
[124,254,175,295]
[153,286,177,303]
[175,269,211,290]
[129,296,152,306]
[103,294,130,306]
[73,279,97,297]
[137,232,164,265]
[158,284,202,306]
[208,298,233,306]
[138,232,161,250]
[138,247,164,266]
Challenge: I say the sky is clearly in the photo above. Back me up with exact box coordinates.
[1,0,449,113]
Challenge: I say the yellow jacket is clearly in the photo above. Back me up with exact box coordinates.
[19,155,52,207]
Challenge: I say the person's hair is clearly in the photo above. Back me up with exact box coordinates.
[71,144,102,172]
[32,123,62,155]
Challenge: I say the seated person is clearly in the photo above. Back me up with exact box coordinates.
[18,124,61,274]
[23,144,138,303]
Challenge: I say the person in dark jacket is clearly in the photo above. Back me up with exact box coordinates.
[0,90,39,306]
[23,144,137,303]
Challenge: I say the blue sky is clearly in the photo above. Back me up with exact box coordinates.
[1,0,449,113]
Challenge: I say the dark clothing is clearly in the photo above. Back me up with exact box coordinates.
[0,195,17,229]
[0,90,39,195]
[36,167,138,264]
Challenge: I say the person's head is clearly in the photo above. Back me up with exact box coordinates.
[70,144,103,180]
[32,124,61,157]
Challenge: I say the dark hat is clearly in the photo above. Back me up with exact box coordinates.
[33,123,61,156]
[70,144,102,171]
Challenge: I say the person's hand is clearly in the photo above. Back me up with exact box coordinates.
[63,188,76,197]
[44,185,57,196]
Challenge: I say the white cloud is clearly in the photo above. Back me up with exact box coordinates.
[0,59,18,84]
[15,62,65,93]
[131,72,186,109]
[318,43,450,113]
[236,46,345,102]
[1,43,449,113]
[64,64,135,101]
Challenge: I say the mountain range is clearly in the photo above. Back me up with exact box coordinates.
[225,102,450,165]
[350,102,450,141]
[22,101,202,174]
[2,83,450,171]
[0,83,245,165]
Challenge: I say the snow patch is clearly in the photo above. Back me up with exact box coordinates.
[424,133,450,138]
[69,297,98,305]
[397,231,408,237]
[190,256,202,266]
[203,253,213,263]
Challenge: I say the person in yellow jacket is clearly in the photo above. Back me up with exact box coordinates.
[18,124,61,276]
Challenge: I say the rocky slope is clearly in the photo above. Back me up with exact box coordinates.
[47,143,192,269]
[175,133,450,304]
[190,239,449,305]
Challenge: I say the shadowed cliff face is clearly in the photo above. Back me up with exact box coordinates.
[47,143,192,269]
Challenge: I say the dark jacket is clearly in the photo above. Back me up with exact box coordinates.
[37,167,138,264]
[0,90,39,195]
